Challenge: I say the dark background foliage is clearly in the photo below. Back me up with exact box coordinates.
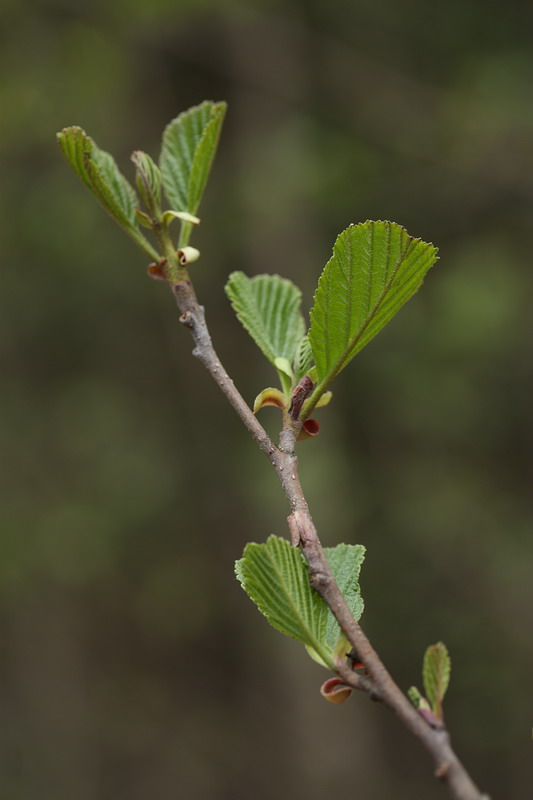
[1,1,532,798]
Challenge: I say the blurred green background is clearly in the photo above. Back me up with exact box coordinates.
[1,1,532,798]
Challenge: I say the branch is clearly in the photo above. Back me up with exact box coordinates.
[173,281,278,464]
[171,279,489,800]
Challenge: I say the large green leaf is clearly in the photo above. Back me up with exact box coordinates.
[159,100,226,215]
[423,642,451,719]
[225,272,306,368]
[235,537,365,669]
[307,220,438,407]
[57,126,159,260]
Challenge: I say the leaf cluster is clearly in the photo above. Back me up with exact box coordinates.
[57,101,226,278]
[226,221,438,419]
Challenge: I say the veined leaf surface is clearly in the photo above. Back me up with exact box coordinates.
[225,272,305,367]
[131,150,162,216]
[160,100,226,215]
[236,536,333,666]
[235,537,365,669]
[308,220,438,404]
[423,642,451,719]
[293,335,314,382]
[323,543,365,651]
[57,126,159,259]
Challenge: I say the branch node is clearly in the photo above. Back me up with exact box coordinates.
[369,685,382,702]
[310,572,329,589]
[179,311,194,329]
[435,762,451,780]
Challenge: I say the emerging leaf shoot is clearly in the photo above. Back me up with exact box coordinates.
[57,126,159,260]
[131,150,162,218]
[423,641,451,721]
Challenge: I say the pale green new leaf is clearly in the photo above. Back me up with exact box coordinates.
[294,335,314,382]
[235,538,365,669]
[423,642,451,718]
[323,543,365,651]
[225,272,306,367]
[309,220,438,398]
[408,686,431,711]
[160,100,226,215]
[235,536,333,667]
[131,150,162,217]
[57,126,159,259]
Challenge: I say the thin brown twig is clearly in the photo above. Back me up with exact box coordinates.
[172,279,489,800]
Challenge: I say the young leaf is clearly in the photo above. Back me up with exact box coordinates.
[307,220,438,409]
[423,642,451,720]
[274,357,294,382]
[235,536,334,668]
[225,272,306,369]
[160,100,226,216]
[235,537,365,669]
[131,150,161,218]
[293,335,314,382]
[57,126,159,260]
[323,543,365,651]
[408,686,426,709]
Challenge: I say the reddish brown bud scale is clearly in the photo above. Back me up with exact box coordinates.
[320,677,352,704]
[297,419,320,441]
[289,375,314,420]
[147,262,167,281]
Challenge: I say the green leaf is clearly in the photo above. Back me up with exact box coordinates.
[131,150,161,217]
[57,126,159,260]
[408,686,432,712]
[225,272,306,369]
[408,686,425,708]
[293,335,314,382]
[307,220,438,409]
[235,536,333,668]
[423,642,451,719]
[235,537,365,669]
[323,543,365,651]
[274,357,294,381]
[159,100,226,216]
[162,210,200,226]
